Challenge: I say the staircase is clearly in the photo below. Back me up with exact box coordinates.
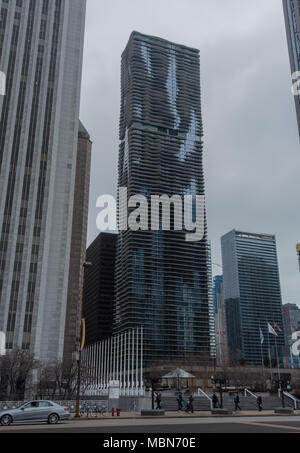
[219,393,280,411]
[160,391,298,412]
[160,396,211,412]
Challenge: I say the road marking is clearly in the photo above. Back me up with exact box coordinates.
[240,421,300,432]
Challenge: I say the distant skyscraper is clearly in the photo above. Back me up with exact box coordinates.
[283,302,300,368]
[297,243,300,272]
[283,303,300,338]
[283,0,300,137]
[82,233,117,346]
[115,31,213,366]
[0,0,87,363]
[221,230,285,366]
[63,121,92,366]
[213,275,229,367]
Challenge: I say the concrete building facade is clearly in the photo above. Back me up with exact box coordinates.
[0,0,87,363]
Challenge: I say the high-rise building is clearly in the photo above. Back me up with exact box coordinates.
[82,233,117,346]
[213,275,229,367]
[283,0,300,137]
[297,243,300,272]
[115,31,213,366]
[0,0,87,363]
[283,303,300,338]
[63,121,92,366]
[221,230,285,366]
[283,302,300,368]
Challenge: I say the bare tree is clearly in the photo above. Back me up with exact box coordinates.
[37,359,95,400]
[0,349,39,401]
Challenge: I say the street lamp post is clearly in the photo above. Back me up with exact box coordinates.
[211,373,227,409]
[75,261,92,418]
[273,374,291,409]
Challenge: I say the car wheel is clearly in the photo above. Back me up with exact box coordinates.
[48,413,59,425]
[0,415,12,426]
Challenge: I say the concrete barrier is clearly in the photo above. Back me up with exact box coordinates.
[141,410,165,416]
[274,408,294,415]
[211,409,233,415]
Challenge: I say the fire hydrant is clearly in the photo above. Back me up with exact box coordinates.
[117,408,122,417]
[111,408,115,417]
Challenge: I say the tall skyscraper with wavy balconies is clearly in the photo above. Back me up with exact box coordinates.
[0,0,88,364]
[283,0,300,138]
[115,31,214,367]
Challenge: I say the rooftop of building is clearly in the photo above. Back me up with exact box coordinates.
[78,120,90,136]
[122,30,199,56]
[222,229,276,242]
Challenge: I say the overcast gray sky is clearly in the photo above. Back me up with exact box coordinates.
[80,0,300,306]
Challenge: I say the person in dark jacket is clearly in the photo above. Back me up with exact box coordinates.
[189,395,194,413]
[234,393,241,411]
[177,393,184,411]
[156,392,162,410]
[212,393,219,409]
[256,395,263,412]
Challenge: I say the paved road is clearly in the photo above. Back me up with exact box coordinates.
[1,416,300,433]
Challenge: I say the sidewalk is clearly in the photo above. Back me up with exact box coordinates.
[71,410,300,420]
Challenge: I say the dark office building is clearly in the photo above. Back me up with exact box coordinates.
[114,31,213,366]
[82,233,117,346]
[221,230,285,366]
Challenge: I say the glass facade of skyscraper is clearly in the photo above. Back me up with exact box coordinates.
[221,230,285,366]
[115,31,214,366]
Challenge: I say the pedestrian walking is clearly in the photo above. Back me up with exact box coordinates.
[189,395,194,413]
[185,395,194,414]
[256,395,263,412]
[177,393,184,411]
[184,398,190,412]
[212,393,219,409]
[156,392,162,410]
[234,393,241,411]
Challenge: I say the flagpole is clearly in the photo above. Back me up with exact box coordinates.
[259,323,265,386]
[267,324,273,384]
[274,335,281,382]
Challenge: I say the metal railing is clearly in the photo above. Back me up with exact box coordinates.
[197,388,212,409]
[282,392,299,410]
[244,388,257,400]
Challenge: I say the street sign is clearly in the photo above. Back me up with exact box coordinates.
[109,380,120,400]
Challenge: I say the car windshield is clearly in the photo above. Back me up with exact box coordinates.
[18,402,30,409]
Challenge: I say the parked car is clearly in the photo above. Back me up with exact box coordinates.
[0,401,70,426]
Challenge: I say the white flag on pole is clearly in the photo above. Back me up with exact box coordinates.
[268,323,278,337]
